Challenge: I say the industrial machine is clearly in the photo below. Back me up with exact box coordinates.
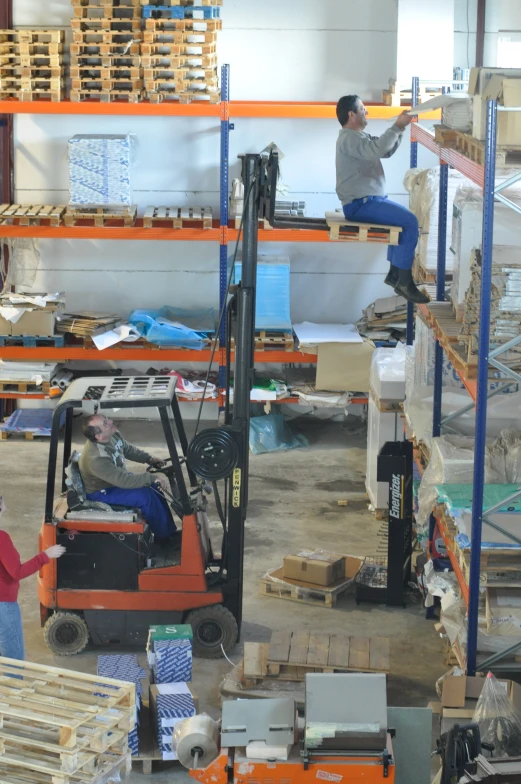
[37,152,277,659]
[180,674,396,784]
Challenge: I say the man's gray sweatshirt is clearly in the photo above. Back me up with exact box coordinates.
[336,125,404,206]
[79,431,154,494]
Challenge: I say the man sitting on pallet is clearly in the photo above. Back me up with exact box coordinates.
[79,414,177,546]
[336,95,429,304]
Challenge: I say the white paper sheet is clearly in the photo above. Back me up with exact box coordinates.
[92,324,140,350]
[405,93,470,116]
[293,322,363,346]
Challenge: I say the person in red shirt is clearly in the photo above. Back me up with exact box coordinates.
[0,495,65,660]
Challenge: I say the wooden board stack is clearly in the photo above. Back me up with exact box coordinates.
[70,0,143,102]
[141,0,222,103]
[0,657,134,784]
[460,248,521,370]
[0,29,65,102]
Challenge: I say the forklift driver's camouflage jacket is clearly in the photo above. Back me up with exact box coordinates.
[79,431,155,494]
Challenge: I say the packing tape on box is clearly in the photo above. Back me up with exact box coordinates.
[174,715,220,769]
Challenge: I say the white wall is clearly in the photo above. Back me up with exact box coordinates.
[397,0,454,86]
[12,0,423,331]
[454,0,521,68]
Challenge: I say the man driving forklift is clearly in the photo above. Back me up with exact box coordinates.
[79,414,177,545]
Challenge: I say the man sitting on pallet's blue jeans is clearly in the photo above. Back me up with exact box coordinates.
[335,95,429,305]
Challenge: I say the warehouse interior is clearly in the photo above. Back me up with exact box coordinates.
[1,1,521,783]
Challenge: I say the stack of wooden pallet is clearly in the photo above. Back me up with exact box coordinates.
[0,29,65,102]
[70,0,143,102]
[0,656,135,784]
[141,0,222,103]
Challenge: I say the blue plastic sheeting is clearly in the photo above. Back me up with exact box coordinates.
[1,409,64,436]
[128,307,215,348]
[249,414,308,454]
[234,261,291,330]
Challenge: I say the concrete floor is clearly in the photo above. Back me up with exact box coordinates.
[0,415,446,782]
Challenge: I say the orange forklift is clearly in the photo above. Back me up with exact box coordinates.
[37,153,279,659]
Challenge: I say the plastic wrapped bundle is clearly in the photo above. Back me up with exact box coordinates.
[369,344,406,400]
[404,167,468,275]
[441,95,473,132]
[473,673,521,757]
[68,134,134,205]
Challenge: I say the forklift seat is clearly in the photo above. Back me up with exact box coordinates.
[65,451,136,516]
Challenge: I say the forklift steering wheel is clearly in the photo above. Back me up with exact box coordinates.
[147,458,174,476]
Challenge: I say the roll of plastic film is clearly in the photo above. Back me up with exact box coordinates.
[174,715,220,769]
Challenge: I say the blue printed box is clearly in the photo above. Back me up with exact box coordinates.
[152,639,192,683]
[151,684,197,761]
[68,134,133,206]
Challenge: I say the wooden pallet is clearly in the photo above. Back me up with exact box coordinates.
[143,18,222,31]
[0,88,63,101]
[141,53,217,69]
[326,213,402,244]
[143,205,212,228]
[70,65,141,79]
[64,205,137,227]
[148,89,220,103]
[0,43,64,57]
[143,65,217,80]
[70,42,141,56]
[0,30,64,44]
[72,0,142,6]
[0,76,63,89]
[417,302,478,380]
[72,6,141,19]
[0,64,64,77]
[144,25,218,43]
[71,30,142,44]
[0,751,131,784]
[0,54,63,67]
[0,380,51,394]
[260,567,354,609]
[244,631,390,682]
[70,78,143,91]
[382,88,439,107]
[434,124,521,168]
[230,330,294,352]
[142,38,218,56]
[0,204,66,226]
[145,79,218,95]
[70,55,142,69]
[71,18,142,32]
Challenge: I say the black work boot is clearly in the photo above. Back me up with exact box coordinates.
[384,264,400,288]
[393,268,430,304]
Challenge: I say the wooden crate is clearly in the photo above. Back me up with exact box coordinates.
[244,630,390,682]
[260,567,354,609]
[64,205,137,226]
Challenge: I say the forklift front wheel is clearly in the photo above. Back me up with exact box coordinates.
[43,612,89,656]
[186,605,238,659]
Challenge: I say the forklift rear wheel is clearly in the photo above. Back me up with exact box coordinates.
[44,612,89,656]
[187,605,238,659]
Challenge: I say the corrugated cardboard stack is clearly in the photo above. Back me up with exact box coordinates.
[147,624,197,761]
[460,246,521,369]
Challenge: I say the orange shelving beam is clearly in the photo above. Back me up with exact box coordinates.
[436,513,470,606]
[0,346,317,363]
[0,99,441,121]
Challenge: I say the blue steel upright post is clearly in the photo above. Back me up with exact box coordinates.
[406,76,420,346]
[219,64,231,394]
[467,99,498,676]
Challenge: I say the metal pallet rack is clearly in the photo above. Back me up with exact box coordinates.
[410,75,521,674]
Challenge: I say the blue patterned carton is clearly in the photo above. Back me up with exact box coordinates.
[68,134,133,205]
[97,654,145,756]
[151,683,197,761]
[153,639,192,683]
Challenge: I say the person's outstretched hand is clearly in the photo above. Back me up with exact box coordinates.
[45,545,66,559]
[395,111,413,130]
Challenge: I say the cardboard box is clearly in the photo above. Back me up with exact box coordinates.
[0,305,61,337]
[150,683,198,761]
[440,674,521,735]
[283,551,346,586]
[468,67,521,143]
